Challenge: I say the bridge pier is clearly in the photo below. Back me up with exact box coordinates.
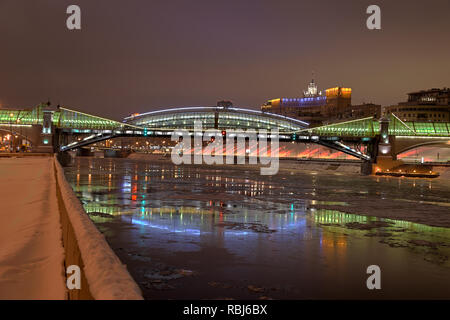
[32,106,58,153]
[372,117,404,172]
[360,161,373,175]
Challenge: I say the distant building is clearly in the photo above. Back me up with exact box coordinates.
[384,88,450,122]
[261,78,379,126]
[261,78,325,120]
[323,86,352,120]
[342,103,381,120]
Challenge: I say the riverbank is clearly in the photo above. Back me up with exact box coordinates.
[0,155,143,300]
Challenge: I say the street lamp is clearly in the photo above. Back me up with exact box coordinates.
[9,113,14,152]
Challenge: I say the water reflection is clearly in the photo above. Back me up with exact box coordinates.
[64,157,450,299]
[68,157,450,246]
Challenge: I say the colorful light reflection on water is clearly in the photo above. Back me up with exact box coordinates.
[64,157,450,299]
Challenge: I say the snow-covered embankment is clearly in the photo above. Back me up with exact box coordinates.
[0,157,66,299]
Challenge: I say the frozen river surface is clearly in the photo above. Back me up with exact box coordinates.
[63,157,450,299]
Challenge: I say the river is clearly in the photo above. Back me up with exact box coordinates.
[63,156,450,299]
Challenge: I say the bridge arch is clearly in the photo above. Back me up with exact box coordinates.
[59,107,371,159]
[393,137,450,156]
[123,106,309,133]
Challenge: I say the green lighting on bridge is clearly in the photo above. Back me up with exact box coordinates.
[0,105,449,138]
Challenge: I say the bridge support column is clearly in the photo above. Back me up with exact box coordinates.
[32,107,56,153]
[360,161,373,175]
[373,117,403,172]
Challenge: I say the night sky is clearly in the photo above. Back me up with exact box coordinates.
[1,0,449,120]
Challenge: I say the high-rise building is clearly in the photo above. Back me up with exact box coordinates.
[303,77,322,97]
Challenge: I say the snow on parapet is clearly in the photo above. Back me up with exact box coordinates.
[54,156,143,300]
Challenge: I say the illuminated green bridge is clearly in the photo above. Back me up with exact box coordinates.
[300,115,450,138]
[1,103,449,160]
[0,104,133,130]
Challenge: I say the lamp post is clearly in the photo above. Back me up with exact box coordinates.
[9,112,14,152]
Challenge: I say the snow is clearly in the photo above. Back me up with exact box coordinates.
[0,156,142,300]
[54,156,143,300]
[0,157,66,299]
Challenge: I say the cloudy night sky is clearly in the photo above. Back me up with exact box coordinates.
[0,0,449,120]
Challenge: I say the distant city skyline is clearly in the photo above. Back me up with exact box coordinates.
[0,0,449,120]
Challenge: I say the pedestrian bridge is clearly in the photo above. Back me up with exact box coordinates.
[1,104,449,160]
[123,106,309,132]
[2,103,449,137]
[300,115,450,138]
[0,104,137,130]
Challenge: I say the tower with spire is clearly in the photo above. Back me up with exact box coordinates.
[303,72,323,98]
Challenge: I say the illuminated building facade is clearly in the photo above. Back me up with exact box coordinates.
[261,78,326,122]
[385,88,450,122]
[261,79,374,126]
[323,86,352,119]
